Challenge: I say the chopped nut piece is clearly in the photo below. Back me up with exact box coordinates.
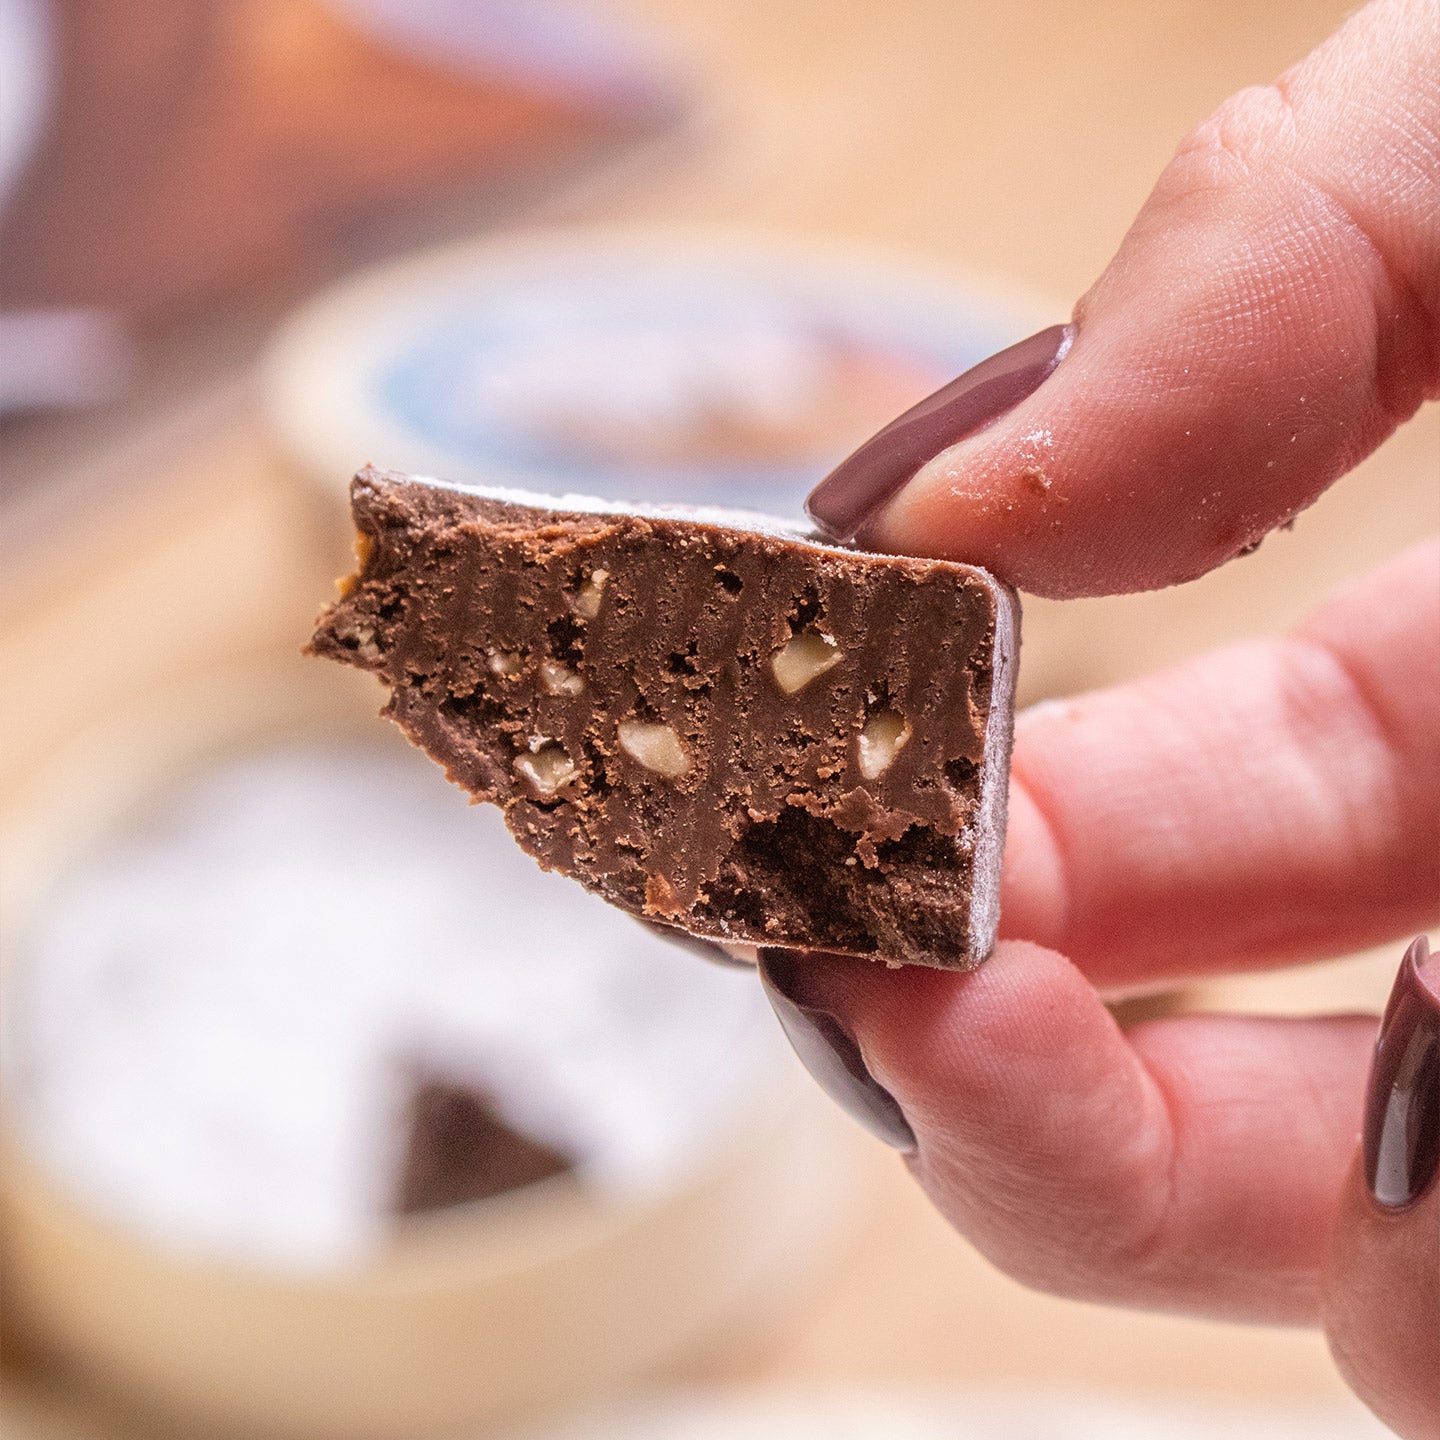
[771,631,843,694]
[488,650,524,678]
[618,720,690,778]
[348,624,380,662]
[337,532,376,597]
[645,871,684,915]
[539,659,585,696]
[857,708,911,779]
[570,568,610,620]
[514,743,577,795]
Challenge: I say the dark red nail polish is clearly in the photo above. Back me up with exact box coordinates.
[1364,936,1439,1209]
[806,322,1074,542]
[758,948,916,1152]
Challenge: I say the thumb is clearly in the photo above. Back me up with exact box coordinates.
[807,0,1440,598]
[1325,936,1440,1440]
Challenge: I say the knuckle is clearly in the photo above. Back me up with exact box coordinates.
[916,1149,1178,1308]
[1180,83,1299,181]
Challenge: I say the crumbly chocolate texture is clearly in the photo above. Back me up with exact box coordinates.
[310,468,1019,969]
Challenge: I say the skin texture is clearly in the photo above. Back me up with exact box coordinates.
[794,0,1440,1430]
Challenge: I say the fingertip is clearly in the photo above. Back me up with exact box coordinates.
[854,1,1439,598]
[997,760,1070,949]
[817,940,1122,1115]
[862,308,1324,597]
[806,324,1074,544]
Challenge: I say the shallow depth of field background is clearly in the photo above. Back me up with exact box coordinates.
[1,2,1435,1438]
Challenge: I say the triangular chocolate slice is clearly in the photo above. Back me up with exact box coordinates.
[310,468,1018,968]
[394,1077,572,1216]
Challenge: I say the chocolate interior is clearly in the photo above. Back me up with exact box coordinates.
[311,468,1018,968]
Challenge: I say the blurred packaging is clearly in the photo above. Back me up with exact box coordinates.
[0,0,679,411]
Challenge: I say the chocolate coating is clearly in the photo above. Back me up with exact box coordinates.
[310,468,1019,969]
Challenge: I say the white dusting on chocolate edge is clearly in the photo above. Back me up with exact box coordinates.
[966,585,1019,962]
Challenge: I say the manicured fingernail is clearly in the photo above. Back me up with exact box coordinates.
[806,322,1074,542]
[1364,936,1439,1209]
[758,948,916,1152]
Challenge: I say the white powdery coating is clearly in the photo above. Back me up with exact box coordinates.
[380,469,831,549]
[1,744,775,1271]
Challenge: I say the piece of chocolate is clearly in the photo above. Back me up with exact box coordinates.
[394,1077,573,1215]
[310,468,1018,969]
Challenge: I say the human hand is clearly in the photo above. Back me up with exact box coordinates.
[774,0,1440,1432]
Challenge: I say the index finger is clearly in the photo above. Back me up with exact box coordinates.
[808,0,1440,598]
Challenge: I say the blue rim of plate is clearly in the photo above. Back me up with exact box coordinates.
[269,234,1049,517]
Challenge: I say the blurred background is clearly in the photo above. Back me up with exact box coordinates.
[0,1,1434,1437]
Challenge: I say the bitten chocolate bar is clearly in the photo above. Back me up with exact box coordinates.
[310,468,1019,968]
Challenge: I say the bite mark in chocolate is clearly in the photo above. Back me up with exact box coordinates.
[310,468,1019,969]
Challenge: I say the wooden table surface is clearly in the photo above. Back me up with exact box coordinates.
[3,0,1435,1431]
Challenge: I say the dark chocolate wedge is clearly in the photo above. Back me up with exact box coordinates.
[310,468,1019,969]
[394,1076,572,1215]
